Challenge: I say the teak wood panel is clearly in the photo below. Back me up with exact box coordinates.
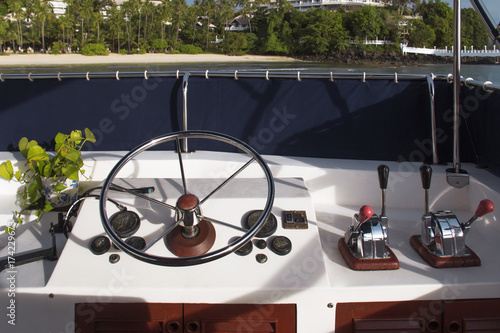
[75,302,296,333]
[336,299,500,333]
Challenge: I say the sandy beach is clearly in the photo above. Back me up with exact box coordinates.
[0,53,298,67]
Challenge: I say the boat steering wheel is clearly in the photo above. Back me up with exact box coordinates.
[99,131,275,266]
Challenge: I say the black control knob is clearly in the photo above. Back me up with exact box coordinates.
[420,164,432,190]
[377,164,389,190]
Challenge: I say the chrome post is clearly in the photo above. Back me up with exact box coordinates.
[447,0,469,188]
[427,74,438,164]
[182,72,189,153]
[453,0,461,173]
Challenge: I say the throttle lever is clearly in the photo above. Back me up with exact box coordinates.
[354,205,374,231]
[378,164,389,217]
[464,199,495,229]
[420,165,432,215]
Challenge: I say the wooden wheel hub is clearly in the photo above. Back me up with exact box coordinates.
[165,220,216,257]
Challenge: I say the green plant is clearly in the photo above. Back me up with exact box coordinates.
[50,41,65,54]
[81,43,109,56]
[0,129,96,227]
[178,44,203,54]
[151,39,169,52]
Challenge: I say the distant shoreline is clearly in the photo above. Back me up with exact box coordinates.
[1,52,496,71]
[0,53,299,67]
[296,51,499,66]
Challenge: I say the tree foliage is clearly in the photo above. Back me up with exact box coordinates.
[0,0,491,58]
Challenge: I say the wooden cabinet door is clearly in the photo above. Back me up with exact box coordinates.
[75,303,183,333]
[443,299,500,333]
[336,301,443,333]
[75,303,295,333]
[183,303,296,333]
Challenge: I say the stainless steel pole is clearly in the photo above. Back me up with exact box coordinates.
[453,0,461,172]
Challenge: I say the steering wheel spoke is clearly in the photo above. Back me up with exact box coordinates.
[200,215,248,233]
[109,183,177,210]
[99,131,274,266]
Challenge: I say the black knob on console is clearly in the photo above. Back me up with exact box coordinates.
[420,164,432,190]
[377,164,389,190]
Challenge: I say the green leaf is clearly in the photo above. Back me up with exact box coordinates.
[0,161,14,180]
[69,130,84,144]
[63,165,80,181]
[63,149,81,163]
[14,170,23,181]
[28,182,39,201]
[85,128,96,143]
[54,132,67,145]
[43,202,54,212]
[54,184,67,192]
[18,137,29,156]
[40,162,52,178]
[27,145,49,163]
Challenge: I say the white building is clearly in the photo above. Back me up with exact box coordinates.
[49,1,67,17]
[253,0,385,12]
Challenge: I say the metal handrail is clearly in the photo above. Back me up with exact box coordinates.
[0,70,430,82]
[1,70,498,93]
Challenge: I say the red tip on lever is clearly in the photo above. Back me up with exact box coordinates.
[475,199,495,217]
[358,205,374,224]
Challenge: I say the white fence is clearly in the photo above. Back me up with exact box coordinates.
[401,44,500,57]
[349,37,394,45]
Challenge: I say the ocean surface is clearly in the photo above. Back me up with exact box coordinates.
[2,60,500,84]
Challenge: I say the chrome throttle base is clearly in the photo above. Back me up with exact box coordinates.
[339,165,399,271]
[411,165,495,268]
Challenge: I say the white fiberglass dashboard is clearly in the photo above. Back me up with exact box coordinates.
[1,150,500,332]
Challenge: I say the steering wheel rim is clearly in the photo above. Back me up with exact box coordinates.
[99,130,275,266]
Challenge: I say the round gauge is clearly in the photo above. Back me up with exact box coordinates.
[110,211,141,238]
[90,236,111,255]
[270,236,292,256]
[244,210,277,238]
[235,241,253,256]
[229,236,253,256]
[125,236,147,251]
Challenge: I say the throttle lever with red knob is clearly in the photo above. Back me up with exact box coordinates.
[339,165,399,269]
[464,199,495,230]
[353,205,374,232]
[412,164,495,267]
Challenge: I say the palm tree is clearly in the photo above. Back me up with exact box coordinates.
[218,0,236,38]
[0,15,8,52]
[200,0,215,49]
[58,12,71,51]
[7,0,24,51]
[63,0,79,51]
[81,0,93,47]
[171,0,187,48]
[108,3,122,52]
[186,3,199,45]
[33,0,52,53]
[238,0,255,33]
[121,0,135,52]
[92,11,103,43]
[158,2,171,41]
